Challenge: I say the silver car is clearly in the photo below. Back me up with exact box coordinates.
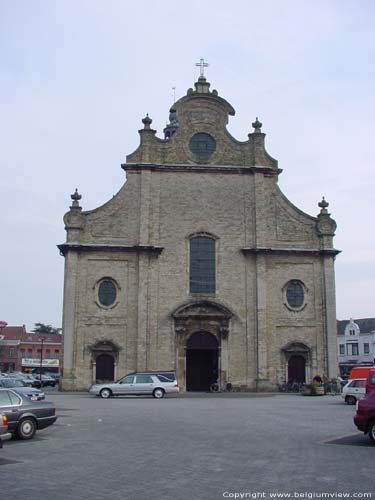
[89,372,179,399]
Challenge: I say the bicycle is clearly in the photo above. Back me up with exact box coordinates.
[278,380,305,393]
[209,380,233,393]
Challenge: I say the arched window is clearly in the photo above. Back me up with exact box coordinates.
[190,236,216,294]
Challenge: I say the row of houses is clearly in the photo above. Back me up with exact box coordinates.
[337,318,375,377]
[0,325,62,374]
[0,319,374,379]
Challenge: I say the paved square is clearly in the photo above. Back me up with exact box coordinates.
[1,392,373,500]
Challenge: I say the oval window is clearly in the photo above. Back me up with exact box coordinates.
[286,281,304,309]
[98,280,117,307]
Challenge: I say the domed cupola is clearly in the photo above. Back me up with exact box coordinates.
[163,106,179,139]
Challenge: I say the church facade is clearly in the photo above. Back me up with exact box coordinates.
[59,74,339,391]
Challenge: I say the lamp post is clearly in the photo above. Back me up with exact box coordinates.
[0,320,7,337]
[0,321,8,371]
[39,337,46,382]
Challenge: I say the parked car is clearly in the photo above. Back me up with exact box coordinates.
[354,390,375,444]
[5,372,35,387]
[0,378,45,400]
[21,374,42,389]
[348,366,373,381]
[44,372,60,383]
[365,368,375,395]
[89,371,179,399]
[37,374,56,387]
[341,378,366,405]
[0,389,57,440]
[0,412,11,448]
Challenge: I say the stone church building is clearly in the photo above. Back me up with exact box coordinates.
[59,73,339,392]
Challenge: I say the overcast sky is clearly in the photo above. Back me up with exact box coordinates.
[1,1,374,330]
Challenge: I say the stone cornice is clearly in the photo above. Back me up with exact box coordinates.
[58,243,164,257]
[122,163,282,176]
[241,247,341,257]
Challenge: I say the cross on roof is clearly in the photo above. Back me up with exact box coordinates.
[195,58,209,78]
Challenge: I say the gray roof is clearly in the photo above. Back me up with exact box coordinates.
[337,318,375,335]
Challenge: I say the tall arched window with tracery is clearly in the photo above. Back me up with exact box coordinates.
[189,236,216,294]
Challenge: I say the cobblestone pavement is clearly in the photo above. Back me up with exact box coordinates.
[1,392,374,500]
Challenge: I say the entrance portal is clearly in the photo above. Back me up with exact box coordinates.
[96,354,114,382]
[186,332,218,391]
[288,355,306,383]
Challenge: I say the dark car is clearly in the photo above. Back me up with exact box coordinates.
[365,368,375,395]
[0,378,45,400]
[37,374,56,387]
[0,412,11,448]
[0,388,57,440]
[353,389,375,444]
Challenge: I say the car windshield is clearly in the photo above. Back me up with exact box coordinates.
[1,379,25,388]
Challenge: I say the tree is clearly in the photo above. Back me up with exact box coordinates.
[32,323,61,334]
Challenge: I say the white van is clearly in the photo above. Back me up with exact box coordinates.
[342,378,366,405]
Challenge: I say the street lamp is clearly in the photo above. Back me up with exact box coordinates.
[39,337,46,382]
[0,320,8,338]
[0,322,8,371]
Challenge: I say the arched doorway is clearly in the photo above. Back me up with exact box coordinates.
[96,354,115,382]
[288,355,306,383]
[186,332,218,391]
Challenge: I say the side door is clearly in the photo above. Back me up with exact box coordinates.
[0,390,22,432]
[134,375,155,395]
[353,379,366,399]
[116,376,135,395]
[350,380,365,398]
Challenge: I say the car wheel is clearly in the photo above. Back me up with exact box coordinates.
[345,395,356,405]
[368,422,375,445]
[100,388,112,399]
[17,417,37,440]
[153,388,165,399]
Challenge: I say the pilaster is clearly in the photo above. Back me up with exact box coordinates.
[61,251,79,389]
[322,256,338,377]
[255,254,268,386]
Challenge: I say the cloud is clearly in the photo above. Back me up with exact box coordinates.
[1,0,374,327]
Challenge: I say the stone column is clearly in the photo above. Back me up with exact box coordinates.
[92,360,96,384]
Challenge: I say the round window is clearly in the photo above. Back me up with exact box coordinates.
[286,281,304,309]
[98,280,117,307]
[189,133,216,159]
